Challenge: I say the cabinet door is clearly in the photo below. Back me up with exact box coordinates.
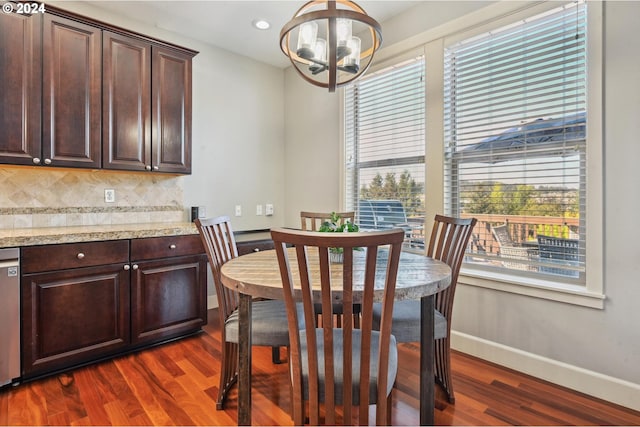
[151,46,192,174]
[42,14,101,168]
[0,8,41,165]
[21,264,130,378]
[131,254,207,345]
[103,31,151,171]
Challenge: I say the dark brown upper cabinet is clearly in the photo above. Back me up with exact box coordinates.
[102,31,152,171]
[0,9,41,165]
[42,14,102,168]
[103,33,193,174]
[151,47,193,174]
[0,4,197,173]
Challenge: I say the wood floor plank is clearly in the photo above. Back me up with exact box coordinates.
[72,369,115,425]
[173,371,238,426]
[2,308,640,426]
[46,410,71,426]
[103,400,135,426]
[0,390,8,425]
[113,355,177,426]
[97,359,147,421]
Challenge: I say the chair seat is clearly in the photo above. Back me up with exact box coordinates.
[372,300,447,343]
[225,299,293,346]
[299,329,398,405]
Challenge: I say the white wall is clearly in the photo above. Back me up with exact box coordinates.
[185,46,285,231]
[283,68,341,227]
[48,1,287,232]
[283,0,640,410]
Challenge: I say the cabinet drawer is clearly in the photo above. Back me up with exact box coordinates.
[131,234,204,261]
[236,239,275,256]
[21,240,129,274]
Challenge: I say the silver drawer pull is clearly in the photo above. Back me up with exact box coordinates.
[253,248,260,252]
[124,264,130,271]
[32,157,41,164]
[77,253,85,259]
[132,264,139,270]
[169,244,176,249]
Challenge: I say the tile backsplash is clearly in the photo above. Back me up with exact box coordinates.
[0,166,186,228]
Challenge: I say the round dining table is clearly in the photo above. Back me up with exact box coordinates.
[220,246,452,426]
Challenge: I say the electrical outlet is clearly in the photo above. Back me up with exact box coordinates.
[256,204,263,216]
[265,203,274,216]
[235,205,242,216]
[104,189,115,203]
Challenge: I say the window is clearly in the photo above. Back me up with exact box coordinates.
[344,56,426,249]
[444,1,588,284]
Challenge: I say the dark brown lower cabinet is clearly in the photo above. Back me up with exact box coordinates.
[20,235,207,379]
[130,245,207,345]
[21,263,130,378]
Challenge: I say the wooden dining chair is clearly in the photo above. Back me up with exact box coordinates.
[300,211,360,328]
[372,214,476,404]
[271,227,405,426]
[300,211,355,231]
[195,216,292,410]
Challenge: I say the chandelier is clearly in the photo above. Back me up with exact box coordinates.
[280,0,382,92]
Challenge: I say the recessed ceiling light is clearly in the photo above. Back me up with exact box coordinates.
[252,19,270,30]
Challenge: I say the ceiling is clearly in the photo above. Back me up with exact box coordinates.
[90,1,419,69]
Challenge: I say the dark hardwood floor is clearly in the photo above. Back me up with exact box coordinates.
[2,309,639,425]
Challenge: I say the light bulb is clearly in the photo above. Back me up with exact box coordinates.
[344,36,361,73]
[296,21,318,59]
[336,19,352,47]
[314,38,327,62]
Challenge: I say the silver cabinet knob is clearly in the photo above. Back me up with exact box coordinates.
[169,244,176,249]
[77,253,85,259]
[32,158,41,164]
[145,165,152,171]
[132,264,139,270]
[44,158,52,165]
[253,248,260,252]
[153,165,159,171]
[124,264,130,271]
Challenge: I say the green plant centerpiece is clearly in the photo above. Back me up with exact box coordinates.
[318,212,360,263]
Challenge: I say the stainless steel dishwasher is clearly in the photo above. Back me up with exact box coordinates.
[0,247,20,387]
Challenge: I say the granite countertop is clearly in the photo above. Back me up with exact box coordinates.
[0,222,199,248]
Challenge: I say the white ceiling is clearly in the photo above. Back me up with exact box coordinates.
[90,1,419,69]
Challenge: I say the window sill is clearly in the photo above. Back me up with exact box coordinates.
[459,267,605,309]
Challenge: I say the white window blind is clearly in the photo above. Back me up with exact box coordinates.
[344,56,425,248]
[444,1,587,282]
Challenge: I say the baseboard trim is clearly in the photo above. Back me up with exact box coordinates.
[451,331,640,412]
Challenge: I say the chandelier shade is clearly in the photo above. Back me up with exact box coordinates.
[280,0,382,92]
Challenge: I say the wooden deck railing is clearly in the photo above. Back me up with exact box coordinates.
[407,214,579,255]
[458,213,579,255]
